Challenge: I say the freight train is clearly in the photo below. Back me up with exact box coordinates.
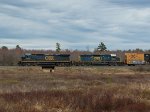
[18,53,150,67]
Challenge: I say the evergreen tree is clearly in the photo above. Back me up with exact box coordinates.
[97,42,107,52]
[56,43,61,52]
[16,45,21,50]
[1,46,8,51]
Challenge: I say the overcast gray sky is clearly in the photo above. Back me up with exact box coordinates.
[0,0,150,50]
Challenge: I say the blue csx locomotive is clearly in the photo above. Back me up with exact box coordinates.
[18,53,123,67]
[18,54,71,66]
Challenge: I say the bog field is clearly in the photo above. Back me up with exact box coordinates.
[0,66,150,112]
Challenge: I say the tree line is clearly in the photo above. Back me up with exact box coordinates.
[0,42,150,66]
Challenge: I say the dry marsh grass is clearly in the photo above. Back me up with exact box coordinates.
[0,66,150,112]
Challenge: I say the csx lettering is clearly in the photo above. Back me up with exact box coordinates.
[45,56,54,60]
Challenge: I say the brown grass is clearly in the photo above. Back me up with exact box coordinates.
[0,66,150,112]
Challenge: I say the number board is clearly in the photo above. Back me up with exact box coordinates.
[45,56,54,61]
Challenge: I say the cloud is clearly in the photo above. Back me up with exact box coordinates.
[108,0,150,7]
[0,0,150,50]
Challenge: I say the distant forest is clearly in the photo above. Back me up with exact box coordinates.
[0,43,150,66]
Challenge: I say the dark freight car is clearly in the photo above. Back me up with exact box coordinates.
[144,54,150,64]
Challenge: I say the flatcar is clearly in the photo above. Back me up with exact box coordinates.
[18,54,71,66]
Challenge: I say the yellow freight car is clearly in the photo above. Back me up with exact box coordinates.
[125,53,145,65]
